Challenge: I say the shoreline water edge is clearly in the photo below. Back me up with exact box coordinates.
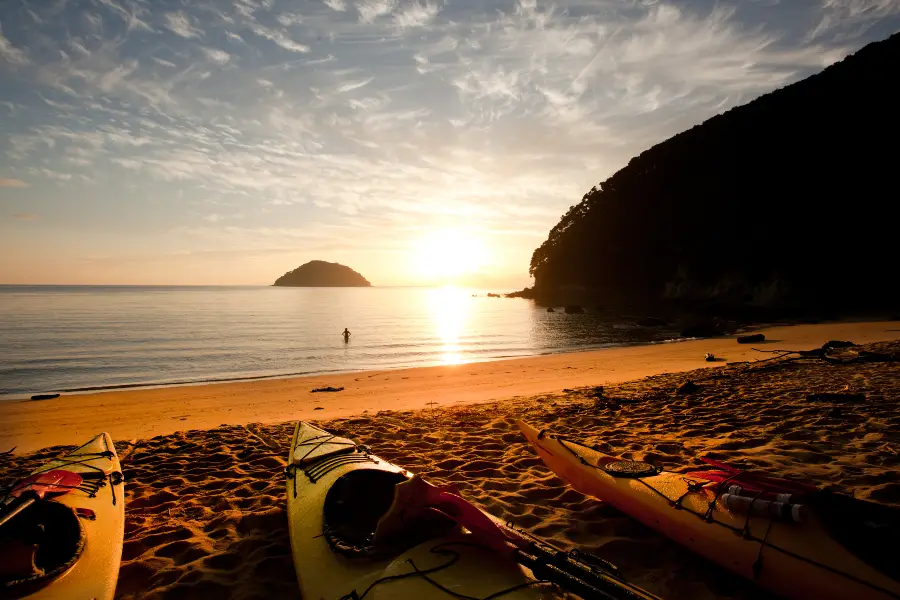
[2,320,897,454]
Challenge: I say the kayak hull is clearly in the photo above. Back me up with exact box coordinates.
[519,421,900,600]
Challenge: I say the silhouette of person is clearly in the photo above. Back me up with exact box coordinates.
[342,328,351,343]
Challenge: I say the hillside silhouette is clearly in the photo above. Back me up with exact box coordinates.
[273,261,371,287]
[522,33,899,316]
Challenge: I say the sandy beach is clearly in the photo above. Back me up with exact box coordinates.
[1,321,898,600]
[2,321,898,454]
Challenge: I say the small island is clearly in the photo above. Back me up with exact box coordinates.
[273,260,371,287]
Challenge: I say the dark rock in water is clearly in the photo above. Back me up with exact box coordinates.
[737,333,766,344]
[704,353,716,362]
[680,322,723,338]
[313,406,324,410]
[564,305,585,314]
[546,307,555,313]
[311,386,344,393]
[637,317,667,327]
[30,393,60,400]
[676,380,701,395]
[487,293,501,298]
[823,340,856,350]
[274,260,370,287]
[808,392,865,403]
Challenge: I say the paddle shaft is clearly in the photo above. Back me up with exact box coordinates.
[0,470,84,530]
[0,497,36,529]
[514,547,659,600]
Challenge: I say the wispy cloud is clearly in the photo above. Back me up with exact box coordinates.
[336,77,374,93]
[202,47,231,64]
[164,11,202,39]
[810,0,900,40]
[393,1,440,29]
[0,178,28,188]
[357,0,397,23]
[248,23,310,52]
[12,212,39,220]
[324,0,348,12]
[0,22,28,65]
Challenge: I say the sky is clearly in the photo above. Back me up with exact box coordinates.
[1,0,898,288]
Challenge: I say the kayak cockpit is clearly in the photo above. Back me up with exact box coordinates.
[0,500,85,597]
[322,470,458,559]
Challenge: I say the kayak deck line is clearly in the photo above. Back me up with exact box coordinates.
[522,421,900,600]
[552,431,897,594]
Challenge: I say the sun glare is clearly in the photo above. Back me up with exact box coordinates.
[412,228,488,284]
[428,286,469,365]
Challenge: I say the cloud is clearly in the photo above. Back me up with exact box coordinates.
[0,24,28,65]
[152,57,178,67]
[357,0,397,23]
[809,0,900,40]
[336,77,374,92]
[393,1,440,29]
[249,23,310,52]
[202,47,231,64]
[95,0,153,33]
[164,11,202,39]
[276,12,304,27]
[324,0,348,11]
[12,213,39,220]
[0,178,28,188]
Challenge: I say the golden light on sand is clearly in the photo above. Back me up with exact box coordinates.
[428,285,469,365]
[412,228,488,284]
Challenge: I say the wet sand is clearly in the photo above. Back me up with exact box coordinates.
[1,335,897,600]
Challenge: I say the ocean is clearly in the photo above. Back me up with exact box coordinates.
[0,285,681,399]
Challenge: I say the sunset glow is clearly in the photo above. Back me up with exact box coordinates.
[412,229,489,285]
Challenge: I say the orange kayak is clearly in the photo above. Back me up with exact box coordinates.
[519,420,900,600]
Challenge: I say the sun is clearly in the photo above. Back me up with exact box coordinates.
[412,228,488,284]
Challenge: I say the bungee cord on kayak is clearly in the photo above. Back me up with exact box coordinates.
[538,428,900,600]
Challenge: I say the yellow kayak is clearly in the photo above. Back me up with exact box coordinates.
[285,421,659,600]
[1,433,126,600]
[519,421,900,600]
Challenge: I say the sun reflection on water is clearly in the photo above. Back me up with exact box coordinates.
[427,285,469,365]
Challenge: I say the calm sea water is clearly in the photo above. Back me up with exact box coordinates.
[0,286,681,399]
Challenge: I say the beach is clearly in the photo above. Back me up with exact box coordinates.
[2,320,897,454]
[1,320,898,600]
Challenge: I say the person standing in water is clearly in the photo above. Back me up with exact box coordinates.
[342,328,351,343]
